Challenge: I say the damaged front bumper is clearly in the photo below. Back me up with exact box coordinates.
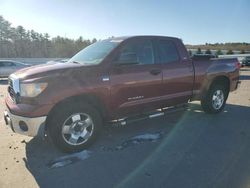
[4,109,46,137]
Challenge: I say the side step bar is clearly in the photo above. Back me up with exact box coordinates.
[110,104,188,126]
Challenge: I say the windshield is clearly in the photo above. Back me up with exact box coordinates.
[69,40,120,65]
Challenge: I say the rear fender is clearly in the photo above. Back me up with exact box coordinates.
[197,62,233,100]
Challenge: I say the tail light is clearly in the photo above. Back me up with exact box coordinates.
[236,60,241,69]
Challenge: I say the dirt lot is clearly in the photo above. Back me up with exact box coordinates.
[0,68,250,188]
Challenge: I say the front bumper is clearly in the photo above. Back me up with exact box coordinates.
[4,109,46,137]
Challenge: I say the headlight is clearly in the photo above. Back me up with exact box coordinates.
[20,83,48,97]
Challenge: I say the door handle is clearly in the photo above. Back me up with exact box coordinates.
[150,69,161,75]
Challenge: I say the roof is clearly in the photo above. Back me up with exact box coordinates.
[110,35,180,41]
[105,35,181,43]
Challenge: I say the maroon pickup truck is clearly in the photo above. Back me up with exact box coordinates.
[4,36,240,152]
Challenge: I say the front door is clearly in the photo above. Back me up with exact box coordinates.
[109,38,162,118]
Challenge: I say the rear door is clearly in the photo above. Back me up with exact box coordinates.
[109,38,163,118]
[157,39,194,106]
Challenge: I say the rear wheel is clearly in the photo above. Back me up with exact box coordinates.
[48,103,102,153]
[201,84,228,114]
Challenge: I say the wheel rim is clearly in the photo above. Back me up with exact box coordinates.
[212,89,224,110]
[61,113,94,146]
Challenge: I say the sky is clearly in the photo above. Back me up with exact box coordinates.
[0,0,249,44]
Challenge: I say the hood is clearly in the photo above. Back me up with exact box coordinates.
[14,62,82,80]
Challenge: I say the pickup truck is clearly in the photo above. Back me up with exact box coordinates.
[4,36,240,153]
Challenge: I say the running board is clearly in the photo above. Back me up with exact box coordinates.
[110,104,188,127]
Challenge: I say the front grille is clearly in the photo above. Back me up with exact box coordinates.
[8,75,20,103]
[8,78,16,102]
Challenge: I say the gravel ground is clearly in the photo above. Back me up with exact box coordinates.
[0,68,249,188]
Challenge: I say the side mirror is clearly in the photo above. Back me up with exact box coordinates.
[116,52,139,65]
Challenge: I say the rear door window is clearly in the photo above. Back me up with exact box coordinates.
[158,40,180,64]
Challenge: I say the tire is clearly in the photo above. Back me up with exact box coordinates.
[48,102,102,153]
[201,84,228,114]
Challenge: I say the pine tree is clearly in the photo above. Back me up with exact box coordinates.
[196,48,202,54]
[205,49,212,54]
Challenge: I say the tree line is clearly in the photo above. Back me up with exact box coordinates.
[186,42,250,56]
[0,15,97,58]
[1,15,249,58]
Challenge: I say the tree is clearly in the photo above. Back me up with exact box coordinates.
[240,50,245,54]
[188,50,192,56]
[30,30,39,41]
[205,49,212,54]
[16,25,28,40]
[215,49,223,56]
[226,49,234,55]
[196,48,202,54]
[92,38,97,43]
[0,16,13,41]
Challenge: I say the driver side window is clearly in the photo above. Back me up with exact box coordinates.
[118,40,155,65]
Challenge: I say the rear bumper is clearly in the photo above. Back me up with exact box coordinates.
[4,109,46,137]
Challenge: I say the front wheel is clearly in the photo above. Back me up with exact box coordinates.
[201,84,228,114]
[48,103,102,153]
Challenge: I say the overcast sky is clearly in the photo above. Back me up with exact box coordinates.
[0,0,249,44]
